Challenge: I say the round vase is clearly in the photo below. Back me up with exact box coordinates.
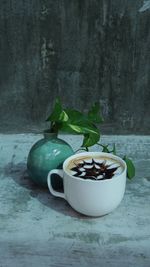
[27,132,74,187]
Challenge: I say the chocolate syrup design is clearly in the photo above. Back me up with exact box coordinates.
[70,158,119,180]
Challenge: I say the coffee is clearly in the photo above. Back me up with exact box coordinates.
[66,156,124,180]
[48,152,127,216]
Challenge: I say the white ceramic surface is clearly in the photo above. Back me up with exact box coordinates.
[47,152,127,217]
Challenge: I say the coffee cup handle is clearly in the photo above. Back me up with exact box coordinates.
[47,169,66,199]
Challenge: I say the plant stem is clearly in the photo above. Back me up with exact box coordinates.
[75,147,89,153]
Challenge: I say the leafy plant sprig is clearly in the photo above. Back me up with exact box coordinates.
[97,143,135,179]
[46,98,135,179]
[46,98,103,148]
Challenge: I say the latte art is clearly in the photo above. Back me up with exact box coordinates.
[68,157,123,180]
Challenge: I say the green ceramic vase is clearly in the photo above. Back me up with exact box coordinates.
[27,132,74,187]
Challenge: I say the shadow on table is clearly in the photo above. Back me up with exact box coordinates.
[4,162,93,219]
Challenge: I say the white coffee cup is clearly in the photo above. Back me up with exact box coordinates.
[47,152,127,217]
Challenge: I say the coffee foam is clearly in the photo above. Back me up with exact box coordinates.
[66,155,124,180]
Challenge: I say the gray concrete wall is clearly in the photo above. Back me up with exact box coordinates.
[0,0,150,134]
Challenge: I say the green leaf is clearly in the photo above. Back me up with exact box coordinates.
[64,109,85,123]
[88,102,103,124]
[97,143,117,154]
[102,145,109,153]
[46,98,68,122]
[98,143,109,153]
[123,156,135,179]
[102,147,109,153]
[61,122,98,135]
[82,131,100,147]
[61,122,100,147]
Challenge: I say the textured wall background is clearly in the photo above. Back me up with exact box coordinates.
[0,0,150,134]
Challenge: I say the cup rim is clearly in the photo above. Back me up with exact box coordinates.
[63,151,127,183]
